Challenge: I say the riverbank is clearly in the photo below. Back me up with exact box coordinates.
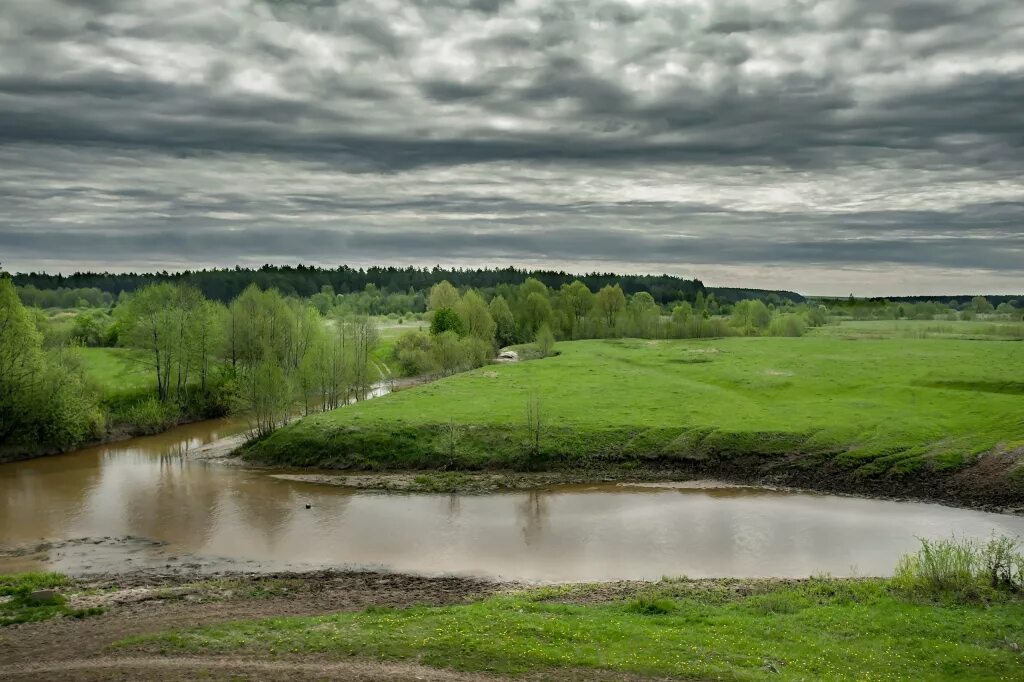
[0,414,227,465]
[3,569,1023,681]
[0,372,429,466]
[0,570,500,681]
[236,337,1024,512]
[257,459,1024,514]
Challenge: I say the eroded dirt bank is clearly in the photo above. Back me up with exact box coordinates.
[261,454,1024,515]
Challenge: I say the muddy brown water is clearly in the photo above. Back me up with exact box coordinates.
[2,419,1023,582]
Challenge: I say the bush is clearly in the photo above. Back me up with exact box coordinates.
[430,307,463,336]
[893,535,1023,600]
[119,397,182,434]
[980,535,1024,590]
[804,305,829,327]
[462,336,492,368]
[534,324,556,357]
[392,330,437,376]
[768,314,807,337]
[697,318,735,338]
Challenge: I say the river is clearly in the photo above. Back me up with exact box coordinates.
[2,418,1022,582]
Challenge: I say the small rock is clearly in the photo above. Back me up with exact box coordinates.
[29,589,59,604]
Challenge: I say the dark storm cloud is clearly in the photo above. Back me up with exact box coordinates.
[3,219,1020,272]
[0,0,1022,293]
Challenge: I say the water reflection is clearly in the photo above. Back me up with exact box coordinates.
[2,422,1024,581]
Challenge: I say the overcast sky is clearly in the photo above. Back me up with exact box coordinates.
[1,0,1022,295]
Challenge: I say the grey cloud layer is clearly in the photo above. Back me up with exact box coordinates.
[0,0,1022,293]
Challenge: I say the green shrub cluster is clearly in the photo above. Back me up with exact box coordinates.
[1,278,105,454]
[893,536,1024,601]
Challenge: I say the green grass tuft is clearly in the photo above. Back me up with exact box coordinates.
[1,572,102,626]
[624,596,678,615]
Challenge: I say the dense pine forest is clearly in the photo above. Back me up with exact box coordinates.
[11,265,802,306]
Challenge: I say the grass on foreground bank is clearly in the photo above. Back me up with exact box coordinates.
[0,572,102,626]
[121,538,1024,681]
[241,336,1024,484]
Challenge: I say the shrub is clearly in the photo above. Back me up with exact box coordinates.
[768,314,807,337]
[804,305,829,327]
[120,397,182,434]
[893,535,1023,600]
[534,324,557,357]
[699,318,735,338]
[894,537,978,593]
[392,330,436,376]
[430,307,463,336]
[980,535,1024,590]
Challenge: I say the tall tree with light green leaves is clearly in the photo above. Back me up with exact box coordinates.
[488,295,517,347]
[427,280,460,311]
[561,280,594,337]
[456,290,496,345]
[595,284,626,332]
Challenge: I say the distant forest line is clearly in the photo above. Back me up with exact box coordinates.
[11,265,802,306]
[818,294,1024,306]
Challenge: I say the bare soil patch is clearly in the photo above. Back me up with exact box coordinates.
[0,570,500,680]
[0,570,667,681]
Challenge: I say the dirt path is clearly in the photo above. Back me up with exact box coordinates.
[0,656,500,681]
[0,570,504,681]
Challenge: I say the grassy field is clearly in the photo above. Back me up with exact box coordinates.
[122,577,1024,680]
[76,347,155,405]
[370,319,427,379]
[812,318,1024,341]
[241,335,1024,504]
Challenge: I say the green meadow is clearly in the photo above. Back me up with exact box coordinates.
[811,318,1024,341]
[122,577,1024,681]
[77,347,154,405]
[241,333,1024,503]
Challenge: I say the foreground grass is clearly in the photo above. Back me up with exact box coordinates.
[242,337,1024,497]
[121,578,1024,680]
[0,572,101,626]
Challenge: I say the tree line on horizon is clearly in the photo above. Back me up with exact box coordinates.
[10,264,804,306]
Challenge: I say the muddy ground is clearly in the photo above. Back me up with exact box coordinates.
[0,570,670,681]
[0,570,504,681]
